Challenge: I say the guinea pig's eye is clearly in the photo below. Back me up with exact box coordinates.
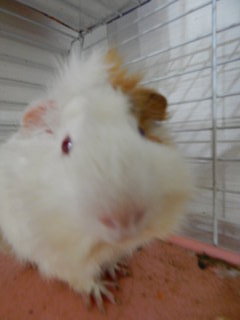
[138,127,145,136]
[61,135,72,155]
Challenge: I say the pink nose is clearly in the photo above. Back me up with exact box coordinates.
[100,210,144,236]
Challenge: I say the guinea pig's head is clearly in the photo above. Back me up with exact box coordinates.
[20,84,151,244]
[18,50,187,248]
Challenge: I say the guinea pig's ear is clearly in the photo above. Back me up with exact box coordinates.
[21,100,59,134]
[130,87,168,133]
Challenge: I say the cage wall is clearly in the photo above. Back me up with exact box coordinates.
[0,0,78,142]
[83,0,240,252]
[0,0,239,252]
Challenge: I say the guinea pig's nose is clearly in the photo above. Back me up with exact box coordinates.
[100,210,145,240]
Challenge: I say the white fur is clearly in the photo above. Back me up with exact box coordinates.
[0,51,192,295]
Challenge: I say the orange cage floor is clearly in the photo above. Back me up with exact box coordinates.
[0,239,239,320]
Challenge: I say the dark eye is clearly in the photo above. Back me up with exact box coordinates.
[138,127,145,136]
[61,135,72,154]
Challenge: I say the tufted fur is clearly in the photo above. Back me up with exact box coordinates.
[105,49,169,143]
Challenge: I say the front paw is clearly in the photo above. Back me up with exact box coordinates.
[103,259,131,280]
[85,260,131,311]
[82,278,118,312]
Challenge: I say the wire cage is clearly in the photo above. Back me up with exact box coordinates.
[0,0,239,253]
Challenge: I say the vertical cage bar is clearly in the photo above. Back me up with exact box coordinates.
[211,0,218,246]
[69,32,85,55]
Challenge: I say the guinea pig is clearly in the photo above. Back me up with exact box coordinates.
[0,49,192,310]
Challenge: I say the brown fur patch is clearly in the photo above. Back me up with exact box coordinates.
[105,49,168,144]
[130,87,168,132]
[105,48,142,93]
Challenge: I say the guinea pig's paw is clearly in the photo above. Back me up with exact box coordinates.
[104,260,131,280]
[83,279,117,312]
